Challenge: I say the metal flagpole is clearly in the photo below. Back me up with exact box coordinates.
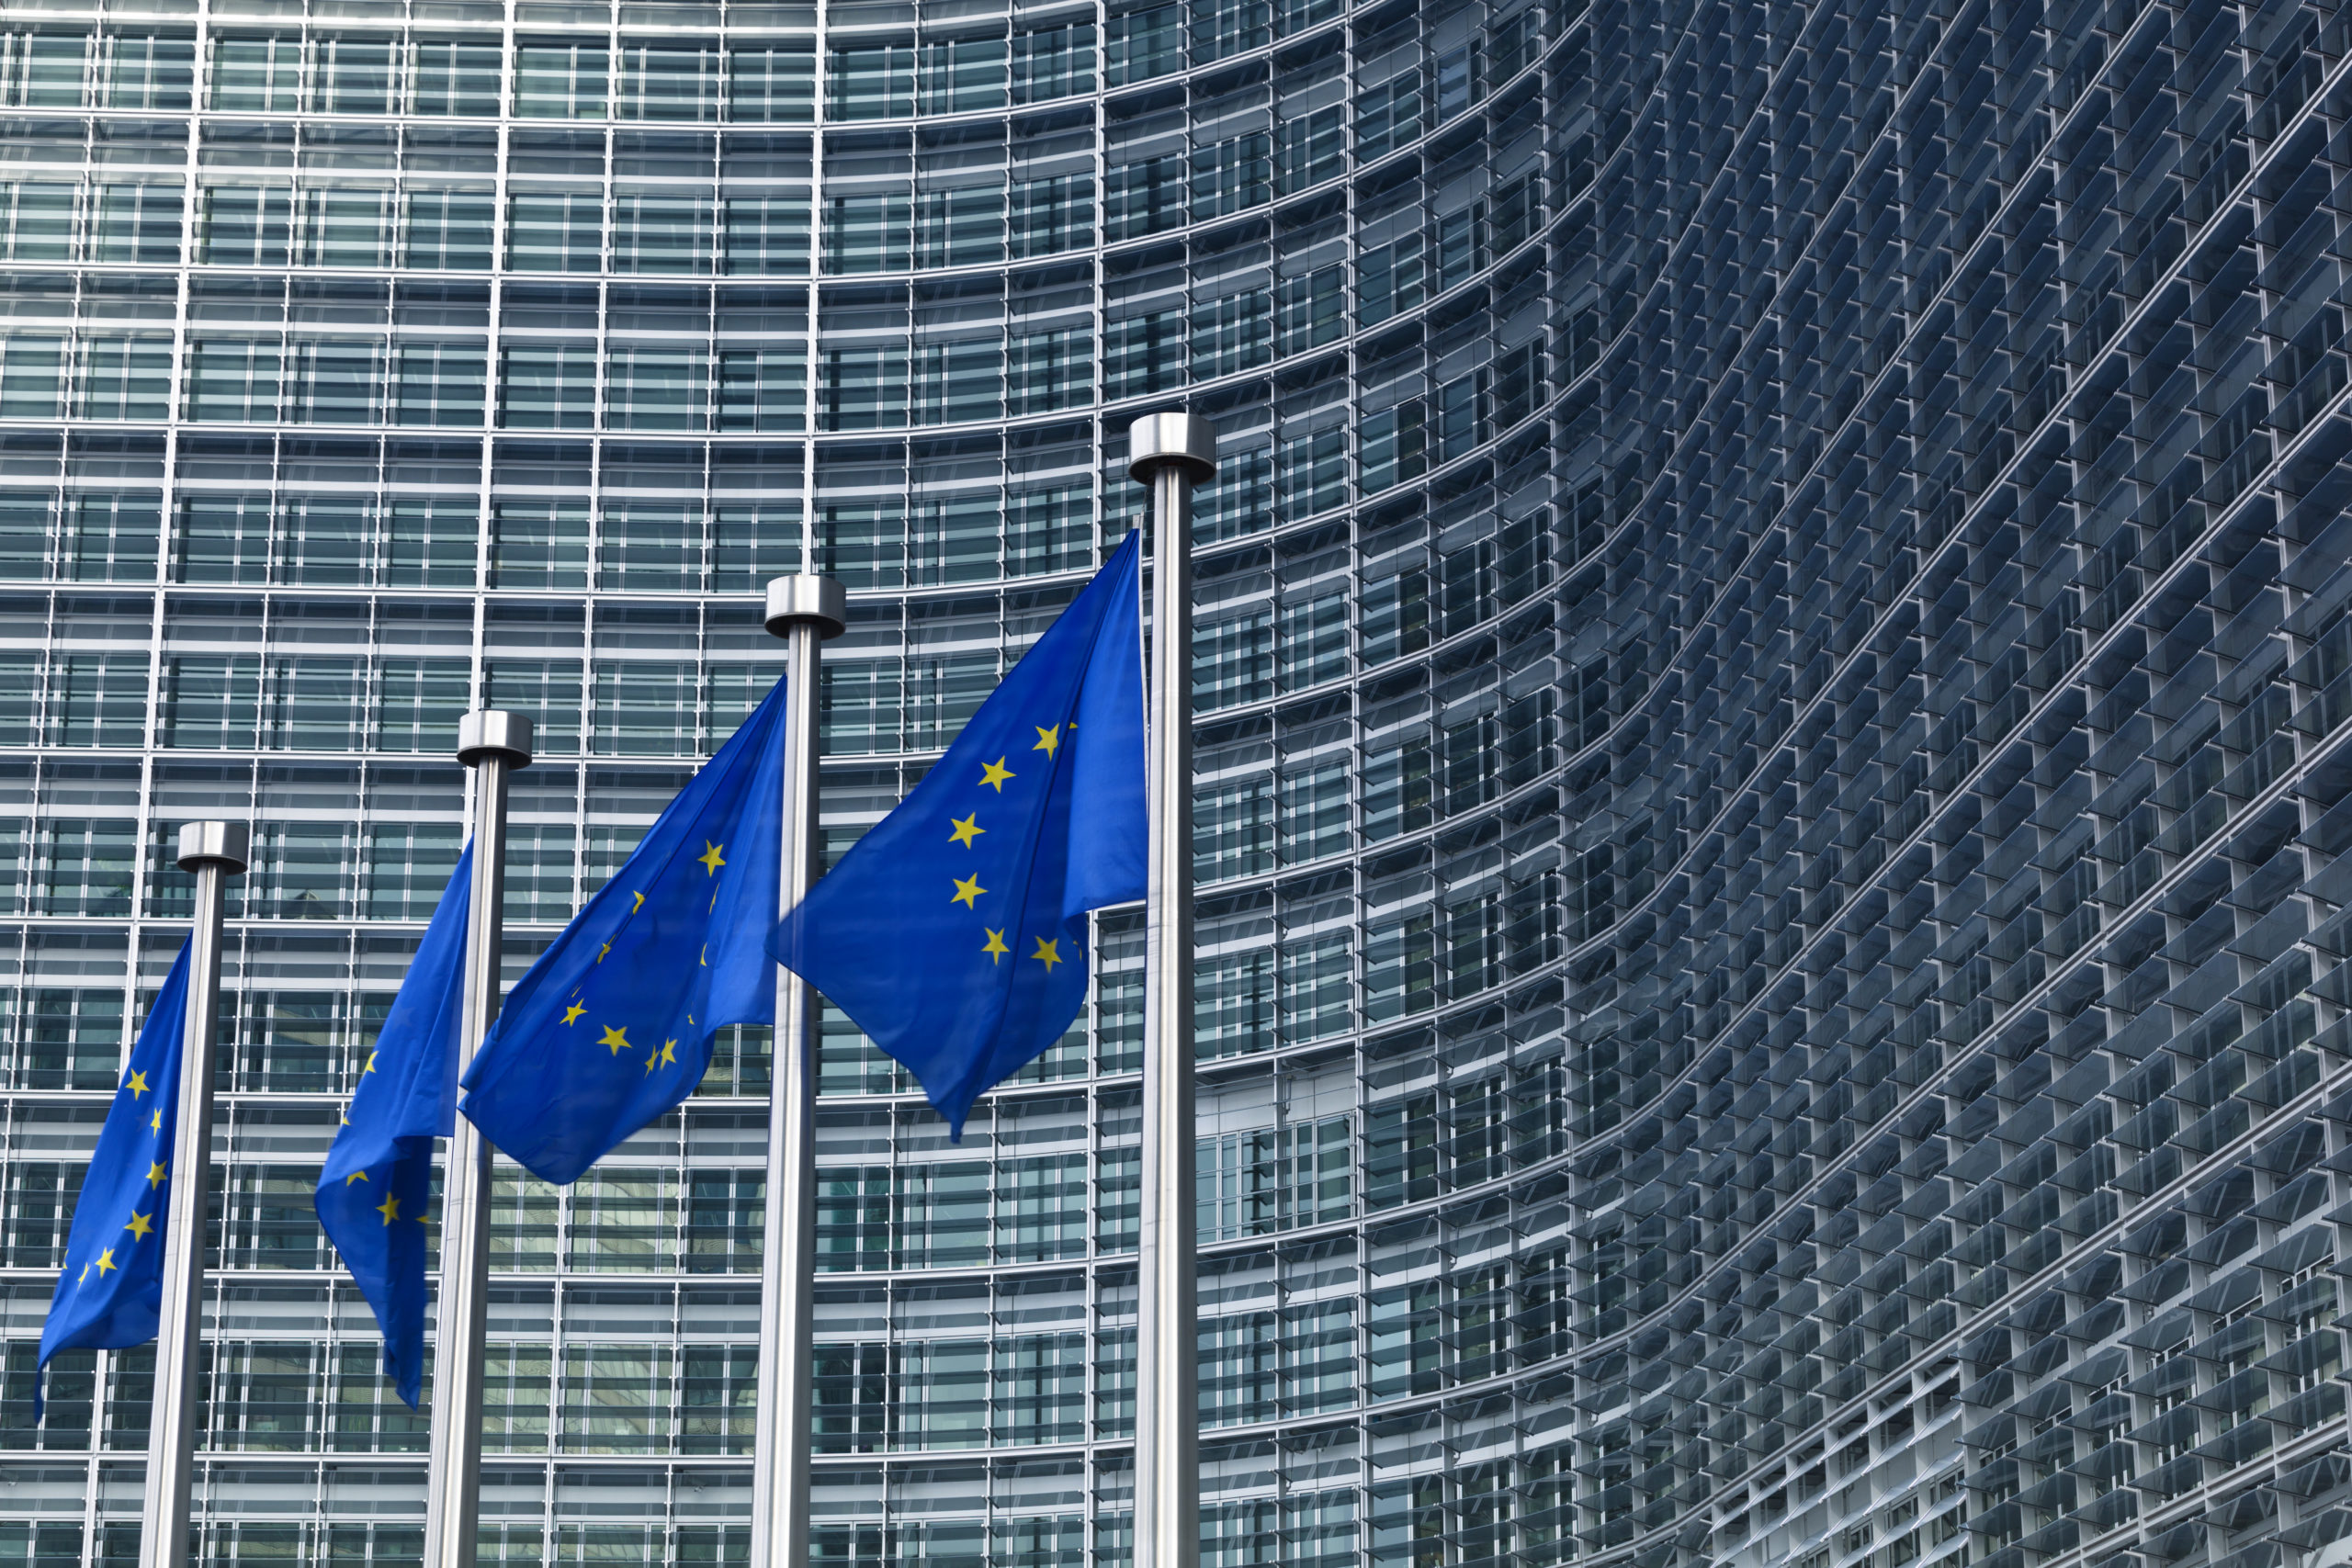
[424,711,533,1568]
[751,574,846,1568]
[1127,412,1216,1568]
[140,821,249,1568]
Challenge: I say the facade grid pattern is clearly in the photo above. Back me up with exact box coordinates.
[0,2,2346,1568]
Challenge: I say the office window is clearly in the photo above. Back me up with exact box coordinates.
[1006,328,1089,416]
[618,43,718,121]
[0,33,88,108]
[593,661,697,755]
[0,336,62,421]
[62,492,161,581]
[515,43,608,119]
[721,196,810,275]
[822,194,911,275]
[0,183,73,262]
[161,655,260,749]
[489,501,589,589]
[386,497,479,587]
[818,344,907,432]
[613,193,715,274]
[264,657,363,750]
[497,343,597,429]
[725,44,814,122]
[485,660,583,755]
[201,186,292,267]
[717,348,806,433]
[276,494,375,585]
[1008,175,1091,259]
[376,659,469,753]
[365,822,463,919]
[75,336,172,421]
[410,39,502,116]
[37,818,136,917]
[311,37,393,114]
[210,37,300,113]
[186,339,283,423]
[89,184,181,264]
[288,340,383,425]
[177,495,272,584]
[46,652,148,748]
[0,492,48,579]
[394,343,488,427]
[401,189,494,270]
[599,504,702,591]
[710,502,800,591]
[606,346,710,432]
[827,44,912,119]
[507,192,603,273]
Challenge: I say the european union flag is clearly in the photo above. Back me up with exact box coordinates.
[461,678,786,1184]
[315,842,470,1408]
[775,531,1146,1136]
[36,939,191,1415]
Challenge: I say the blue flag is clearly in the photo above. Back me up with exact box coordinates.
[461,678,786,1184]
[775,530,1146,1136]
[315,842,470,1408]
[36,940,191,1416]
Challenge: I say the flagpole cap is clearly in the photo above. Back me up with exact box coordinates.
[176,820,250,875]
[1126,411,1218,484]
[458,710,534,769]
[765,574,847,640]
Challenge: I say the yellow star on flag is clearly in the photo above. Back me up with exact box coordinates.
[1034,725,1059,757]
[146,1160,167,1190]
[150,1110,162,1133]
[632,890,646,912]
[659,1039,676,1067]
[978,757,1015,791]
[699,840,727,874]
[124,1211,153,1240]
[982,929,1010,963]
[362,1052,378,1075]
[949,813,985,848]
[123,1069,149,1100]
[1032,937,1062,971]
[378,1195,401,1225]
[600,1025,631,1055]
[563,1002,587,1025]
[345,1169,368,1186]
[95,1247,117,1277]
[952,874,985,908]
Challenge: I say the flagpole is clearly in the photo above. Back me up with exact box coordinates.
[1127,412,1216,1568]
[751,573,845,1568]
[424,711,532,1568]
[140,820,248,1568]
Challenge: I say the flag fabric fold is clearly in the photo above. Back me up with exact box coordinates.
[315,841,471,1408]
[460,678,787,1184]
[36,940,192,1416]
[774,529,1147,1136]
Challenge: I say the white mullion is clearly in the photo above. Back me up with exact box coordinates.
[801,0,829,572]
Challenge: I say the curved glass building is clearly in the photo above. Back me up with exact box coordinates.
[4,1,2352,1567]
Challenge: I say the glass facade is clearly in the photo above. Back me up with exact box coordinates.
[2,0,2352,1566]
